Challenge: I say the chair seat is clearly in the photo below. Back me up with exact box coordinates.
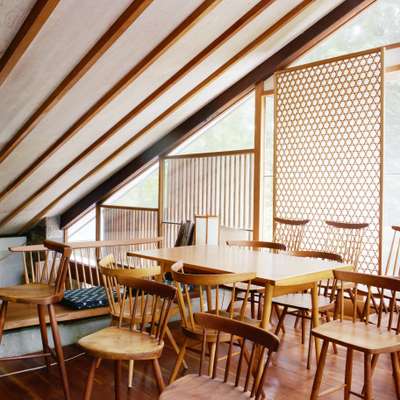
[78,326,164,360]
[312,320,400,353]
[0,283,57,304]
[160,374,253,400]
[273,294,334,312]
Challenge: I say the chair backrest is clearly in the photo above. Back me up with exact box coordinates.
[226,240,286,253]
[273,217,309,252]
[384,226,400,277]
[99,254,161,317]
[116,276,176,343]
[334,270,400,331]
[325,221,368,269]
[289,250,343,263]
[171,262,256,332]
[37,241,72,296]
[195,312,279,399]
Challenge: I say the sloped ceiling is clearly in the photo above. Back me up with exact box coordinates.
[0,0,351,235]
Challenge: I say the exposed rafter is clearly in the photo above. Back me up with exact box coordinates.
[0,0,275,228]
[0,0,153,166]
[0,0,219,202]
[55,0,375,230]
[0,0,59,86]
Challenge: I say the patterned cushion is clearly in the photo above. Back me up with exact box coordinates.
[61,287,109,310]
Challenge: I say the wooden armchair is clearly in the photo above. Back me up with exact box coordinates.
[169,262,256,383]
[311,270,400,399]
[160,312,280,400]
[79,276,176,399]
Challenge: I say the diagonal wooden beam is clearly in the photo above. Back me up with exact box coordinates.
[0,0,153,165]
[0,0,59,86]
[0,0,275,226]
[18,0,375,233]
[0,0,219,201]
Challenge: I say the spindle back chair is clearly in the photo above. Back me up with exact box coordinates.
[160,312,279,400]
[384,225,400,277]
[311,270,400,400]
[169,262,256,383]
[274,217,310,251]
[79,276,176,399]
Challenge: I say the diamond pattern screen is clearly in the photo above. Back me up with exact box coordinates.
[274,49,383,273]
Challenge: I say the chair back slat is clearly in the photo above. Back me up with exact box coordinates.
[274,217,309,252]
[195,313,279,400]
[334,270,400,333]
[226,240,286,253]
[385,226,400,277]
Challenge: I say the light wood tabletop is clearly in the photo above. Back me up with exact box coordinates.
[128,245,352,364]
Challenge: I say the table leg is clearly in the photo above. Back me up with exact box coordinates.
[311,283,321,363]
[261,284,274,330]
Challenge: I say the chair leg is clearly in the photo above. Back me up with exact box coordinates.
[274,305,288,336]
[114,360,122,400]
[344,349,353,400]
[250,292,256,319]
[0,301,8,344]
[301,311,306,345]
[128,360,134,388]
[363,353,373,400]
[307,317,313,370]
[165,326,188,369]
[152,359,165,393]
[310,339,329,400]
[208,342,217,377]
[48,304,71,400]
[169,337,187,384]
[83,358,97,400]
[391,352,400,399]
[37,304,51,369]
[324,312,337,354]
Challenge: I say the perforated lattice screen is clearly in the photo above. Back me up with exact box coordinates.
[274,49,383,273]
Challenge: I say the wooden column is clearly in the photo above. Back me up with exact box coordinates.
[253,82,265,240]
[158,159,165,247]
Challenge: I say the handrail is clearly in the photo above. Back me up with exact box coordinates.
[99,204,158,212]
[9,237,163,252]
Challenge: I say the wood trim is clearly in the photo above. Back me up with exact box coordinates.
[0,0,152,166]
[25,0,374,231]
[158,158,165,240]
[386,64,400,73]
[0,0,219,201]
[253,82,264,241]
[163,149,255,160]
[0,0,59,86]
[19,0,311,232]
[99,204,158,212]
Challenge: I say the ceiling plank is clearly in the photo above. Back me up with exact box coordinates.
[0,0,153,165]
[0,0,219,202]
[0,0,276,226]
[21,0,375,232]
[0,0,59,86]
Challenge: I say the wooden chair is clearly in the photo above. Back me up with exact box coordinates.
[225,240,286,319]
[0,240,72,400]
[79,276,176,399]
[98,254,186,388]
[383,225,400,277]
[160,312,280,400]
[169,262,256,383]
[272,251,343,369]
[310,270,400,400]
[274,217,310,251]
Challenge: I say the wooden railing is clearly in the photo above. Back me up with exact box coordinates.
[9,237,162,289]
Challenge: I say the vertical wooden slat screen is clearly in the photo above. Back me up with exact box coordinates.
[162,150,254,247]
[273,48,384,274]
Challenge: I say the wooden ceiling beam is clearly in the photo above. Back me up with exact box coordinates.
[0,0,59,86]
[19,0,375,232]
[0,0,218,202]
[0,0,275,226]
[0,0,153,165]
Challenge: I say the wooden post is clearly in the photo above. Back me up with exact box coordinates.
[95,204,101,259]
[253,82,265,240]
[158,158,165,248]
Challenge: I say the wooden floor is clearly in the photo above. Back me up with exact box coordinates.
[0,316,396,399]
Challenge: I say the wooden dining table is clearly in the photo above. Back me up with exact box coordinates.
[127,244,352,360]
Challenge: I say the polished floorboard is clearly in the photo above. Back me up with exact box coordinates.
[0,316,396,399]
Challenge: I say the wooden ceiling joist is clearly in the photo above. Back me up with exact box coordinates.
[0,0,59,87]
[0,0,218,203]
[54,0,375,231]
[0,0,275,227]
[0,0,152,166]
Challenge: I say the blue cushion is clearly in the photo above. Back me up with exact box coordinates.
[61,287,109,310]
